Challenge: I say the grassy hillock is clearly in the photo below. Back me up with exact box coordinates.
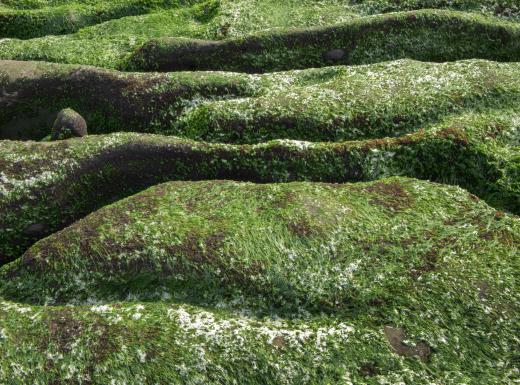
[0,178,518,384]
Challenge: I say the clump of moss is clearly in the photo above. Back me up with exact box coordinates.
[0,3,519,384]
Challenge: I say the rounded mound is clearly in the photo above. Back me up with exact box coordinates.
[2,177,518,308]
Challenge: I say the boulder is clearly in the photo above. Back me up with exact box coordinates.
[51,108,87,140]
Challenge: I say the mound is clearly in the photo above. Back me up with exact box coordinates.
[0,6,519,69]
[1,115,518,264]
[2,59,520,142]
[0,178,518,383]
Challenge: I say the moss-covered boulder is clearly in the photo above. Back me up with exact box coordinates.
[0,0,208,39]
[0,178,518,383]
[50,108,87,140]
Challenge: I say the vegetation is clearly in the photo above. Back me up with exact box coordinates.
[0,178,519,384]
[0,2,519,69]
[0,0,519,384]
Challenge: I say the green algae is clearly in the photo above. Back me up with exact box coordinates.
[0,1,519,383]
[0,6,519,70]
[128,10,520,72]
[0,1,219,39]
[0,105,518,264]
[2,59,520,143]
[0,178,518,384]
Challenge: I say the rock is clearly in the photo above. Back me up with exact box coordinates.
[23,223,46,236]
[325,48,345,61]
[51,108,87,140]
[384,326,431,361]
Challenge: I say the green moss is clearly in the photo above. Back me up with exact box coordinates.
[0,6,519,69]
[2,59,520,143]
[0,178,518,383]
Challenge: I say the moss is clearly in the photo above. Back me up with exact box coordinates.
[2,59,520,143]
[0,6,519,69]
[0,178,518,383]
[0,105,518,264]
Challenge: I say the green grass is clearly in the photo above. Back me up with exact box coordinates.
[0,178,518,384]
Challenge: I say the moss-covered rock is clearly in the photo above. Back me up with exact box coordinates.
[0,105,518,264]
[1,1,519,383]
[0,178,518,383]
[128,10,520,72]
[2,59,520,143]
[50,108,87,140]
[0,0,207,39]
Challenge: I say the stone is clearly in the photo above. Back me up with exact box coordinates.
[384,326,431,361]
[23,223,46,236]
[51,108,87,140]
[325,48,345,61]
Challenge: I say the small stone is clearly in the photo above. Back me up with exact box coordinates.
[51,108,87,140]
[23,223,46,236]
[271,335,286,348]
[325,49,345,61]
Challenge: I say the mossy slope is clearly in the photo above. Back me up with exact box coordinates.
[2,59,520,143]
[0,7,519,69]
[0,178,518,384]
[1,105,518,264]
